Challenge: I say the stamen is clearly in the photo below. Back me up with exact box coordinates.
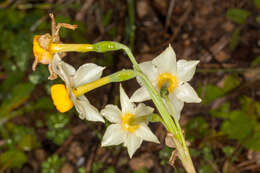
[121,113,139,133]
[51,84,73,113]
[157,72,178,93]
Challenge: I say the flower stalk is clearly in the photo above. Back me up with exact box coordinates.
[72,69,136,97]
[91,41,196,173]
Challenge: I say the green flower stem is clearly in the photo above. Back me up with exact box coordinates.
[117,43,196,173]
[109,69,136,82]
[92,41,196,173]
[73,69,136,97]
[164,95,196,173]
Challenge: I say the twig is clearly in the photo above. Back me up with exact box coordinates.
[164,0,175,31]
[76,0,94,21]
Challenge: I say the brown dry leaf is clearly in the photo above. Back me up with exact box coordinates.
[129,153,154,171]
[169,150,178,166]
[215,51,230,62]
[244,67,260,82]
[60,162,74,173]
[165,133,176,148]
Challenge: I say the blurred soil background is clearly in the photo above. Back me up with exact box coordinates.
[1,0,260,173]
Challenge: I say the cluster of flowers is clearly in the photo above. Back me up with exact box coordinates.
[32,14,201,159]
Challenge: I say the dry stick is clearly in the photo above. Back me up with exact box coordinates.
[76,0,94,21]
[164,0,175,31]
[169,0,192,43]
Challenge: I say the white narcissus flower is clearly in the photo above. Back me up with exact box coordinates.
[50,53,105,122]
[101,85,159,158]
[131,45,201,120]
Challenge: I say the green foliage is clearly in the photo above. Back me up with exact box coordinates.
[198,84,224,104]
[251,56,260,67]
[0,149,27,169]
[46,114,70,145]
[256,15,260,24]
[210,103,230,119]
[41,154,64,173]
[102,9,113,27]
[78,167,86,173]
[198,164,214,173]
[229,28,240,50]
[221,111,254,140]
[254,0,260,8]
[185,117,210,142]
[92,162,103,173]
[226,8,251,24]
[210,96,260,151]
[159,147,173,165]
[223,74,241,92]
[199,74,240,105]
[104,166,115,173]
[29,65,50,85]
[222,146,235,158]
[134,167,148,173]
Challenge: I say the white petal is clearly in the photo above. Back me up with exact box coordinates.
[139,61,159,83]
[134,123,159,143]
[168,94,184,120]
[102,124,125,146]
[177,60,199,82]
[125,134,142,158]
[52,54,75,84]
[135,103,154,117]
[120,85,135,113]
[74,96,105,122]
[130,87,151,102]
[152,45,177,75]
[101,104,122,123]
[175,83,201,103]
[72,63,105,87]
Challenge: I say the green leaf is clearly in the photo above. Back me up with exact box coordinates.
[221,110,255,140]
[222,146,235,157]
[243,127,260,150]
[104,166,115,173]
[159,147,173,165]
[134,167,148,173]
[251,56,260,67]
[186,117,209,139]
[223,74,241,92]
[226,8,251,24]
[0,150,27,168]
[256,15,260,24]
[198,84,224,104]
[229,28,240,51]
[210,103,230,119]
[0,82,34,118]
[92,162,103,173]
[254,0,260,8]
[18,134,37,151]
[199,163,214,173]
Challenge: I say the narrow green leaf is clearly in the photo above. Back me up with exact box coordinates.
[229,28,240,50]
[226,8,251,24]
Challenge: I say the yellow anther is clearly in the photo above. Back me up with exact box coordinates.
[50,84,73,113]
[121,113,139,133]
[157,72,178,92]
